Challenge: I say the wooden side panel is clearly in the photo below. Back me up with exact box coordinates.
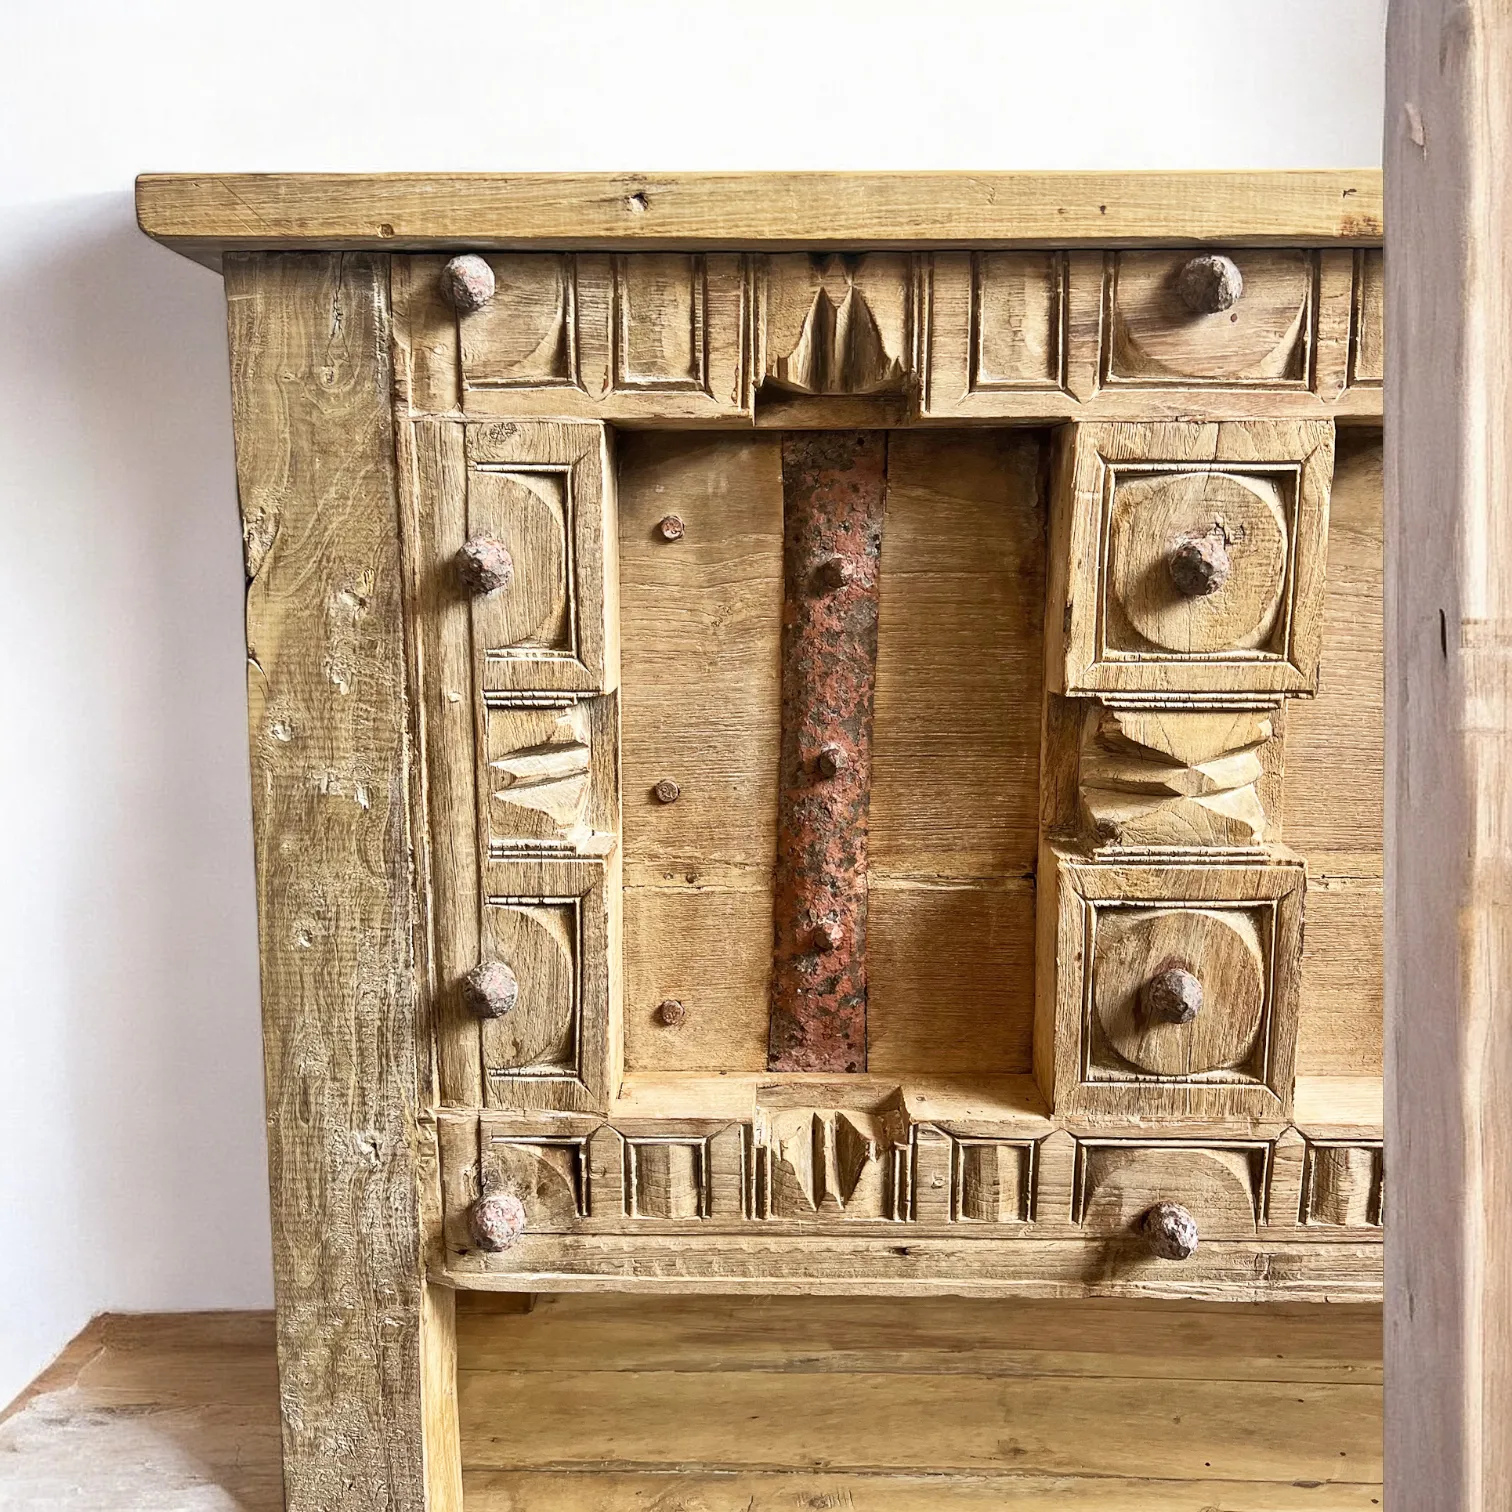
[1386,4,1512,1505]
[226,253,444,1511]
[617,433,783,1071]
[869,430,1044,1075]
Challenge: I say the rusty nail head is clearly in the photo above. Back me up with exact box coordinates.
[816,743,847,778]
[469,1190,526,1253]
[456,535,515,597]
[817,555,857,592]
[1169,533,1231,598]
[653,778,681,805]
[462,960,519,1019]
[657,514,685,542]
[440,254,497,313]
[810,920,844,953]
[656,998,687,1027]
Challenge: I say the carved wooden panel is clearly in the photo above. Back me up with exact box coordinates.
[1351,250,1384,386]
[1305,1141,1383,1227]
[762,1107,904,1221]
[468,856,616,1114]
[463,420,618,693]
[456,253,751,420]
[919,251,1095,418]
[1077,705,1280,849]
[1104,250,1314,386]
[1038,848,1304,1122]
[1048,420,1334,697]
[759,254,913,395]
[482,695,618,852]
[1075,1141,1265,1237]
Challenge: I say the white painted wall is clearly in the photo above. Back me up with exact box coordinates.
[0,0,1385,1407]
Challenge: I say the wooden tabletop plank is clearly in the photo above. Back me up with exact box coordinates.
[135,171,1383,266]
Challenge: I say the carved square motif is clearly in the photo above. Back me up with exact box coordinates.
[474,855,615,1114]
[761,253,913,395]
[1049,421,1333,696]
[1303,1141,1383,1227]
[954,1140,1033,1223]
[1038,847,1303,1122]
[628,1139,706,1219]
[483,1134,588,1226]
[919,251,1097,418]
[466,419,616,694]
[613,255,706,392]
[459,254,577,389]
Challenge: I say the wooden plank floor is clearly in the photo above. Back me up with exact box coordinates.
[0,1297,1383,1510]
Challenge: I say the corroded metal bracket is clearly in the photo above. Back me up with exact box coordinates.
[768,432,887,1072]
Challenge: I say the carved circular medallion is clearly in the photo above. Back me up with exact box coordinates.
[1107,470,1288,655]
[1093,907,1265,1077]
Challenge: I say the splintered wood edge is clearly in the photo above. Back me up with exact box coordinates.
[135,171,1383,268]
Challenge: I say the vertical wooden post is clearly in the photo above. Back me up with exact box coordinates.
[226,252,458,1510]
[1386,3,1512,1505]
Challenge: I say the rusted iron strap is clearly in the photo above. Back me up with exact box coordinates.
[768,431,887,1072]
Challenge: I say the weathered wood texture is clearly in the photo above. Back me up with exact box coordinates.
[225,253,452,1511]
[1386,3,1512,1508]
[0,1302,1382,1511]
[451,1293,1381,1503]
[138,171,1383,264]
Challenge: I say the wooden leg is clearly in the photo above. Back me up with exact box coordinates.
[227,251,439,1510]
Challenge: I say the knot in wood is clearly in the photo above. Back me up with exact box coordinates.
[462,960,519,1020]
[653,778,681,804]
[656,998,687,1027]
[816,743,848,778]
[469,1191,526,1253]
[810,919,844,953]
[656,514,685,541]
[1169,534,1230,598]
[440,254,496,312]
[1177,253,1244,314]
[1143,1201,1200,1260]
[456,535,515,596]
[816,554,858,592]
[1141,965,1203,1024]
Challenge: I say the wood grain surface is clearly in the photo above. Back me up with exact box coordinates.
[0,1302,1382,1511]
[225,253,454,1510]
[1386,2,1512,1506]
[137,171,1383,265]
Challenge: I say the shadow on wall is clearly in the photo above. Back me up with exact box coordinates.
[0,190,272,1358]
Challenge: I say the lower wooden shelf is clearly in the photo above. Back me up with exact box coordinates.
[0,1298,1383,1511]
